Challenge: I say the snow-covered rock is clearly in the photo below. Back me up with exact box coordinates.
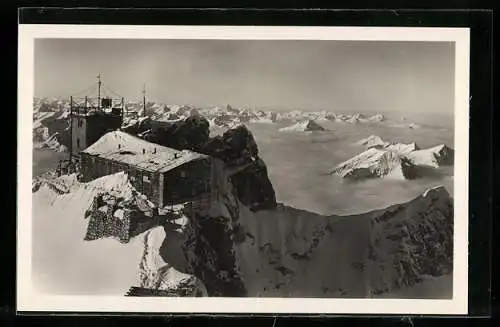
[213,114,240,127]
[368,114,385,122]
[331,148,418,180]
[249,117,274,124]
[384,142,419,156]
[279,119,326,132]
[35,132,68,152]
[408,144,454,168]
[346,113,363,124]
[341,137,451,180]
[356,135,387,149]
[134,226,208,296]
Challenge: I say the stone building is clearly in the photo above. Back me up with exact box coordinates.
[80,130,220,208]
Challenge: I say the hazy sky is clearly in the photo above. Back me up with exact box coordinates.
[35,39,455,114]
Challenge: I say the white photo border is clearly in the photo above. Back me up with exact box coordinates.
[17,24,470,315]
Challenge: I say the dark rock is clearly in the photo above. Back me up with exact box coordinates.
[40,114,71,147]
[186,214,247,297]
[200,125,277,212]
[202,125,258,167]
[229,158,277,212]
[121,116,152,135]
[143,114,210,152]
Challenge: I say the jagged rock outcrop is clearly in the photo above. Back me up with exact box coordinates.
[143,114,210,152]
[36,112,71,147]
[121,116,152,135]
[229,158,277,212]
[202,125,259,167]
[201,125,277,211]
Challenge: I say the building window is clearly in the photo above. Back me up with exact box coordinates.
[181,171,186,178]
[143,175,150,183]
[76,138,80,148]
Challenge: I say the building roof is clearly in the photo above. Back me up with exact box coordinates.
[81,130,208,173]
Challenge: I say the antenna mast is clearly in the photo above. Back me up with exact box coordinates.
[97,73,102,110]
[142,84,146,117]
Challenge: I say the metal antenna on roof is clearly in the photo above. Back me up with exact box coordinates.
[142,83,146,117]
[97,73,102,110]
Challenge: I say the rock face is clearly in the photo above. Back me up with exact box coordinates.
[121,116,152,135]
[202,125,259,167]
[279,119,326,132]
[331,148,419,180]
[202,125,277,212]
[143,115,210,152]
[133,226,208,297]
[33,111,71,148]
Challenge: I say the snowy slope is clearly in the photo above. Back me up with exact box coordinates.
[32,173,145,295]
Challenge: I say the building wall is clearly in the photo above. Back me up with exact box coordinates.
[80,153,161,206]
[71,116,88,155]
[162,157,213,206]
[80,154,215,208]
[85,113,123,149]
[71,112,123,157]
